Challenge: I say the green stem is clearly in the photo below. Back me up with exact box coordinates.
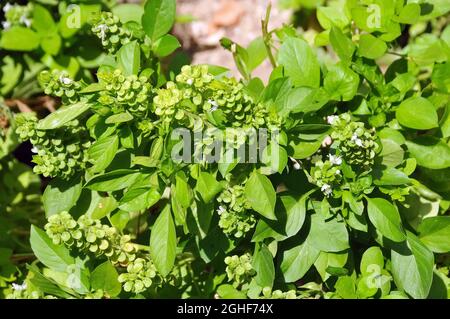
[133,244,151,251]
[262,3,277,69]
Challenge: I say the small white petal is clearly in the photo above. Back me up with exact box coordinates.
[2,21,11,30]
[321,184,333,196]
[3,3,12,13]
[328,154,342,165]
[217,206,226,214]
[327,115,338,125]
[351,133,364,147]
[186,78,194,85]
[59,74,73,85]
[208,99,219,111]
[31,146,39,154]
[12,282,27,291]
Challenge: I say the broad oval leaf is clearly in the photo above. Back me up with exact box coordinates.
[37,101,90,130]
[195,172,223,203]
[367,197,406,242]
[85,169,141,191]
[88,135,119,173]
[418,216,450,253]
[252,244,275,288]
[324,63,359,101]
[0,27,40,51]
[308,214,350,252]
[119,188,161,212]
[280,238,320,282]
[358,34,387,59]
[396,97,438,130]
[277,37,320,88]
[43,176,82,217]
[391,232,434,299]
[142,0,176,42]
[118,41,140,76]
[91,261,121,297]
[150,205,177,277]
[30,226,75,272]
[244,171,277,220]
[406,137,450,169]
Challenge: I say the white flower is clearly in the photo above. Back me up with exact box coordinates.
[3,3,12,13]
[59,73,73,85]
[321,184,333,197]
[328,154,342,165]
[186,78,194,85]
[31,146,39,154]
[290,157,301,170]
[351,133,364,147]
[311,154,322,164]
[12,282,27,291]
[208,99,219,112]
[2,21,11,30]
[322,135,332,147]
[335,169,341,175]
[327,115,338,125]
[94,24,108,41]
[217,206,226,214]
[20,15,31,28]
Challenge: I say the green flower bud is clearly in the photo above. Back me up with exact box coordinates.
[217,184,256,238]
[224,253,255,288]
[118,258,158,294]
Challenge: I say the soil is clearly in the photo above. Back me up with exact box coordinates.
[172,0,292,82]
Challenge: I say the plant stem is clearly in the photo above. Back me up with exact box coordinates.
[262,3,277,69]
[133,244,151,251]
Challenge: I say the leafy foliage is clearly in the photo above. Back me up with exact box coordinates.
[1,0,450,300]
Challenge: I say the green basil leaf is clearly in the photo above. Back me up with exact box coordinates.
[142,0,176,42]
[391,232,434,299]
[406,137,450,169]
[150,205,177,277]
[418,216,450,253]
[85,170,141,191]
[117,41,141,76]
[358,34,387,59]
[277,37,320,88]
[91,261,121,297]
[37,101,90,130]
[245,171,277,220]
[30,226,75,272]
[0,27,40,51]
[88,135,119,173]
[396,97,438,130]
[367,197,406,242]
[43,176,82,218]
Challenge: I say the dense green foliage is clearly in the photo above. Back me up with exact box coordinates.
[1,0,450,299]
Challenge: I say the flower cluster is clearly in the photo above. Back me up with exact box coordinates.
[91,12,141,53]
[38,70,82,104]
[261,287,297,299]
[224,254,256,288]
[45,211,136,264]
[97,69,152,116]
[311,157,343,197]
[2,2,32,30]
[328,114,379,169]
[153,65,281,132]
[118,258,158,294]
[207,77,279,129]
[15,114,90,180]
[217,185,256,238]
